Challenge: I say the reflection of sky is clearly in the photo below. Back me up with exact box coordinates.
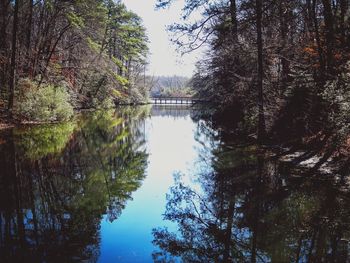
[98,107,206,262]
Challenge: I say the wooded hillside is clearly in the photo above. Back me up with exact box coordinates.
[0,0,149,122]
[150,75,192,97]
[158,0,350,148]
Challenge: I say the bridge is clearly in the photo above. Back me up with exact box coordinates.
[150,96,205,105]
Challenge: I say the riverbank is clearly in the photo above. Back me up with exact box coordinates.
[0,103,154,131]
[0,100,161,130]
[0,110,15,130]
[0,110,65,130]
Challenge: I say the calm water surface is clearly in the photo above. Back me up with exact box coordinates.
[0,105,349,262]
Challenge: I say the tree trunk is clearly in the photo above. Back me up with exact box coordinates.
[26,0,33,50]
[306,0,313,34]
[256,0,266,144]
[25,0,33,76]
[312,0,325,74]
[0,0,9,88]
[339,0,347,45]
[322,0,335,73]
[279,0,290,91]
[8,0,19,113]
[0,0,9,52]
[229,0,238,43]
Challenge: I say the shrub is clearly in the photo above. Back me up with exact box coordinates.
[80,71,116,108]
[15,78,74,122]
[322,61,350,141]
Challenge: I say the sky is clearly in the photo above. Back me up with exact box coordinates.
[122,0,200,77]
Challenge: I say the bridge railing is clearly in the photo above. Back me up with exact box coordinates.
[150,96,202,105]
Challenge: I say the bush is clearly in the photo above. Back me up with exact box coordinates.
[322,61,350,140]
[15,78,74,122]
[91,96,114,109]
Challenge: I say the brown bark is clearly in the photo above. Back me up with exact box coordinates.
[322,0,335,72]
[0,1,9,51]
[279,1,290,89]
[339,0,347,45]
[312,0,325,74]
[8,0,19,112]
[229,0,238,43]
[256,0,266,144]
[306,0,313,34]
[0,0,10,87]
[26,0,33,50]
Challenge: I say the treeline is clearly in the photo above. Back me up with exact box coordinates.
[158,0,350,147]
[150,75,193,97]
[0,0,149,121]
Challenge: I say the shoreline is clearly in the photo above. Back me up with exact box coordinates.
[0,102,195,130]
[0,104,152,130]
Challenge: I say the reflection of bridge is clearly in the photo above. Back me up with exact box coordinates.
[151,105,191,118]
[151,96,205,105]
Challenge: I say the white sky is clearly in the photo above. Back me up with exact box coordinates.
[122,0,200,77]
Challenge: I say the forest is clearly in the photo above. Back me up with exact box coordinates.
[0,0,149,123]
[1,1,350,261]
[157,0,350,152]
[150,75,192,97]
[2,0,348,149]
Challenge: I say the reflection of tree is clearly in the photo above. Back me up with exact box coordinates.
[70,108,150,222]
[153,120,350,262]
[153,145,260,262]
[14,122,76,159]
[0,106,150,262]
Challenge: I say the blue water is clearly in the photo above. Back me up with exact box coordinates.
[98,107,200,262]
[1,106,349,262]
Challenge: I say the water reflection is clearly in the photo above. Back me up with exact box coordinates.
[153,118,350,262]
[0,107,150,262]
[151,105,192,118]
[1,105,349,262]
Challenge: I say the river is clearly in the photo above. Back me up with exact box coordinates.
[0,105,349,262]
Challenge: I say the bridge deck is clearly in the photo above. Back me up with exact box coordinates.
[151,97,203,105]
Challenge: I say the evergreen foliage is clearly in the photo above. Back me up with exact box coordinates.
[0,0,150,121]
[158,0,350,148]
